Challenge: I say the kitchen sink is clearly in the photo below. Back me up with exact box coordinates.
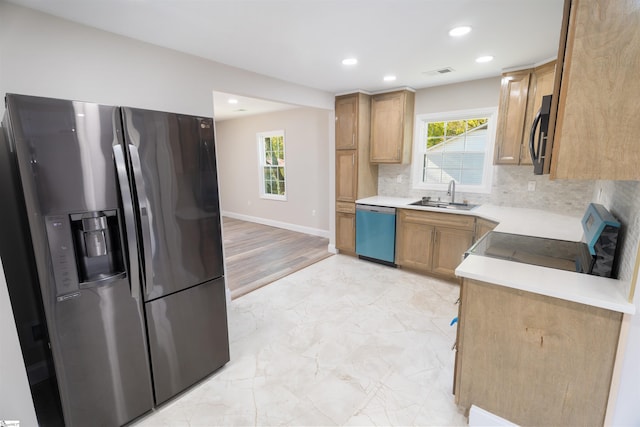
[409,199,478,211]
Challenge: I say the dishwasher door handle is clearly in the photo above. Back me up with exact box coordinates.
[355,204,396,215]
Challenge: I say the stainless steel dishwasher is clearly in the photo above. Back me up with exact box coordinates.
[355,204,396,265]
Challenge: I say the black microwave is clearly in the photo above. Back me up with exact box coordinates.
[529,94,552,175]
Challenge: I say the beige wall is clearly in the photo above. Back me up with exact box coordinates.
[414,76,502,114]
[216,108,331,235]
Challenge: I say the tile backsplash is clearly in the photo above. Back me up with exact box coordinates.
[378,164,595,217]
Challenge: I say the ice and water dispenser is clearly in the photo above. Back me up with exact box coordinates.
[46,210,125,301]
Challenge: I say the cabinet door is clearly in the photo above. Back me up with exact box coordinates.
[494,71,530,165]
[335,95,357,150]
[432,227,474,279]
[336,212,355,253]
[370,92,404,163]
[551,0,640,180]
[336,150,356,202]
[396,212,434,271]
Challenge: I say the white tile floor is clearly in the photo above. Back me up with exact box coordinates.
[132,255,468,426]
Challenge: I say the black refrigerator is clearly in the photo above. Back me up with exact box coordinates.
[0,94,230,426]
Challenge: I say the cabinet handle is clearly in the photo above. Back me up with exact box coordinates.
[352,154,355,165]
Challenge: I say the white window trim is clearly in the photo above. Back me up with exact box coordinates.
[411,107,498,194]
[257,130,287,201]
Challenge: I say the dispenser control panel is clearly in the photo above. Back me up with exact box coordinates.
[45,215,80,300]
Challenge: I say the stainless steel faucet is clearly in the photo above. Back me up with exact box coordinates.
[447,179,456,203]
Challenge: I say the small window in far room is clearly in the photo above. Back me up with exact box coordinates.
[257,130,286,200]
[412,108,497,193]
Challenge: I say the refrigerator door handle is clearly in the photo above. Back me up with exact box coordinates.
[128,144,153,298]
[113,144,141,300]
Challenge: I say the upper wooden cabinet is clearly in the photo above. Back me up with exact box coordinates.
[494,71,530,165]
[549,0,640,180]
[370,90,415,164]
[335,95,357,150]
[494,61,555,165]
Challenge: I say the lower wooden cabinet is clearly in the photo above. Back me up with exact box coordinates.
[395,217,434,271]
[475,217,498,240]
[396,209,475,279]
[455,279,622,426]
[336,202,356,253]
[432,227,474,278]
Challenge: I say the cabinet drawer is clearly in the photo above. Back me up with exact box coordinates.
[399,209,475,231]
[336,201,356,214]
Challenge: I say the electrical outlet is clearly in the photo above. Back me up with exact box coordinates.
[312,209,316,216]
[396,175,403,183]
[527,181,536,192]
[247,200,252,206]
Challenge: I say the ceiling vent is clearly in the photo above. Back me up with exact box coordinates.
[423,67,455,76]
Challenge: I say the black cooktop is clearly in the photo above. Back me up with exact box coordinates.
[468,231,593,273]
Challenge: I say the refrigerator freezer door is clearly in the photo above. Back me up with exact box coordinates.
[4,94,154,426]
[121,108,225,301]
[145,277,230,404]
[51,281,155,425]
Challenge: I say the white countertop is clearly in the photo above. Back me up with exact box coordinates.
[456,255,634,314]
[356,196,635,314]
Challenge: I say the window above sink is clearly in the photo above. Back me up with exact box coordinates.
[411,107,497,194]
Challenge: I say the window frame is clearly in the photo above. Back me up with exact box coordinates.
[411,107,497,194]
[257,130,287,201]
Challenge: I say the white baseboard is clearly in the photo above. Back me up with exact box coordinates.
[328,244,337,254]
[469,405,519,427]
[222,211,329,239]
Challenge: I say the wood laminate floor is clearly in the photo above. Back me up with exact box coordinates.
[222,216,332,299]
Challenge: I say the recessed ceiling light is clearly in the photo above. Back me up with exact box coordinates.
[228,98,239,104]
[384,75,397,82]
[476,55,494,63]
[342,58,358,66]
[449,26,471,37]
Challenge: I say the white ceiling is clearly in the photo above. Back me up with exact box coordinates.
[7,0,565,119]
